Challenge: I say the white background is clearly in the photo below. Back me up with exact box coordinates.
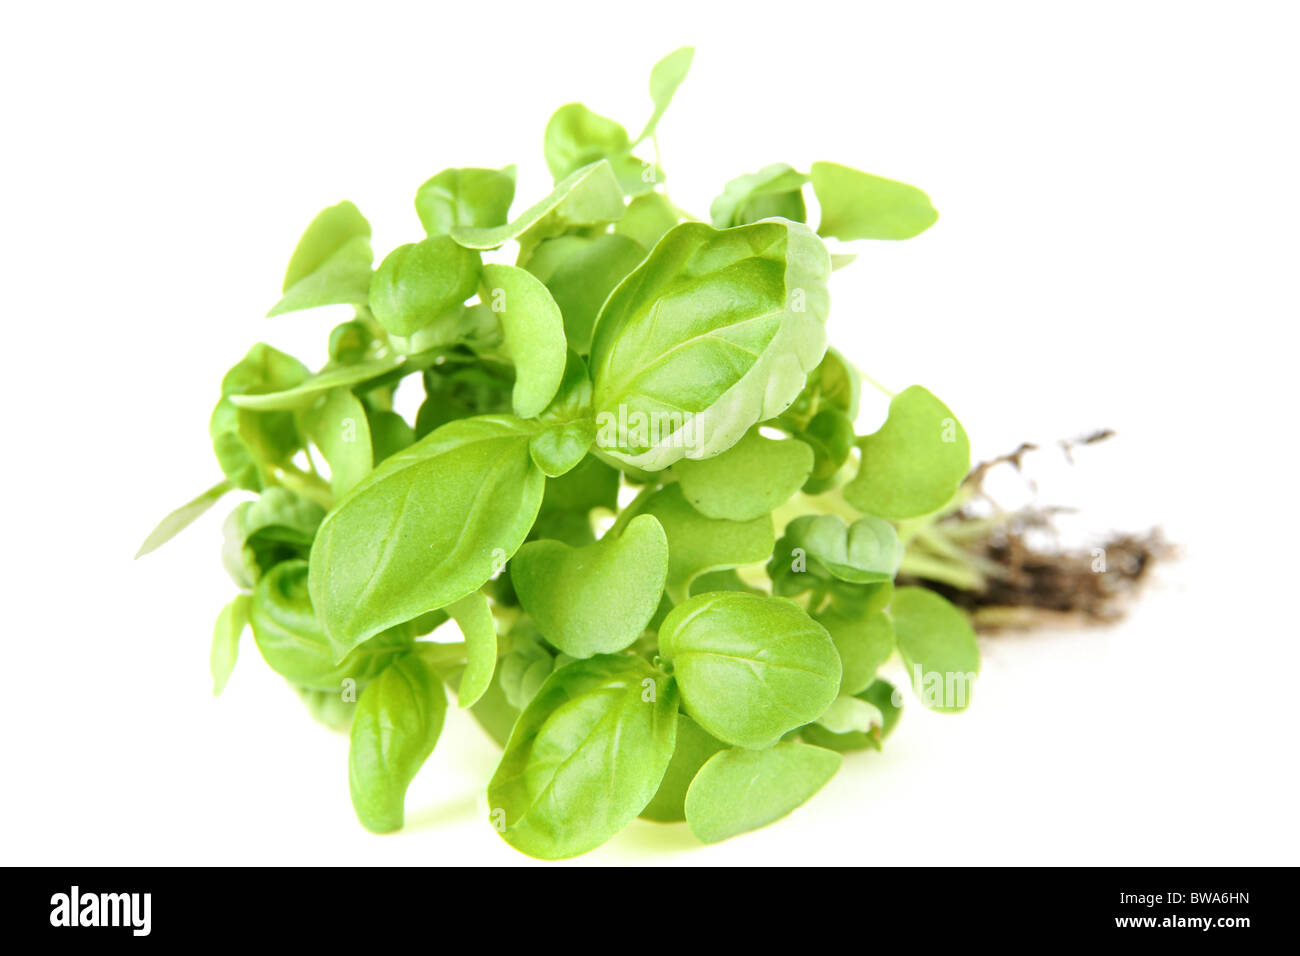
[2,0,1297,865]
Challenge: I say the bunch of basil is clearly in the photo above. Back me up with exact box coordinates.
[141,48,979,859]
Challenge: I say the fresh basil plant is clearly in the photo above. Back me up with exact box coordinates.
[139,47,979,860]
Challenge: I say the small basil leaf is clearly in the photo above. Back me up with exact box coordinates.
[227,355,404,412]
[480,263,568,418]
[684,741,841,844]
[221,487,324,588]
[544,104,630,183]
[589,220,830,470]
[308,415,544,657]
[658,591,841,748]
[843,385,970,519]
[614,193,680,249]
[525,234,647,354]
[250,560,411,691]
[369,236,482,337]
[269,201,374,316]
[136,479,231,558]
[674,429,813,521]
[815,604,895,695]
[815,695,883,735]
[891,587,980,712]
[366,408,415,463]
[636,484,774,603]
[811,161,938,241]
[637,46,695,143]
[415,166,517,236]
[801,678,902,752]
[348,651,447,833]
[304,388,373,497]
[210,594,250,696]
[784,513,904,584]
[710,163,808,228]
[512,513,668,658]
[446,590,496,708]
[640,713,726,823]
[487,655,679,859]
[451,160,625,256]
[296,685,357,732]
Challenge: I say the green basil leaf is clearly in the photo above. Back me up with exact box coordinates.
[281,200,371,289]
[210,594,250,696]
[544,104,630,182]
[304,388,373,496]
[227,355,404,412]
[250,560,411,690]
[526,234,647,353]
[135,479,231,558]
[843,385,970,519]
[801,678,902,752]
[615,192,679,248]
[658,591,841,748]
[890,587,980,712]
[799,408,857,492]
[637,46,694,143]
[710,163,808,228]
[815,604,895,695]
[366,408,415,464]
[349,650,447,833]
[487,654,679,859]
[369,236,482,337]
[640,713,726,823]
[674,428,813,521]
[446,590,496,708]
[512,513,668,658]
[811,161,938,241]
[787,513,903,584]
[296,685,357,732]
[815,695,883,734]
[451,160,625,255]
[480,263,567,418]
[210,344,311,487]
[415,166,517,236]
[589,220,830,470]
[221,487,325,588]
[684,741,841,844]
[328,319,374,365]
[308,415,545,657]
[636,484,774,602]
[269,201,374,316]
[529,351,596,477]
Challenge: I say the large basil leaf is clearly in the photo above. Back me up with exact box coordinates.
[308,415,545,657]
[588,220,830,470]
[249,560,411,690]
[348,650,447,833]
[843,385,970,519]
[415,166,517,236]
[511,513,668,658]
[657,591,841,748]
[487,654,678,859]
[684,741,841,844]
